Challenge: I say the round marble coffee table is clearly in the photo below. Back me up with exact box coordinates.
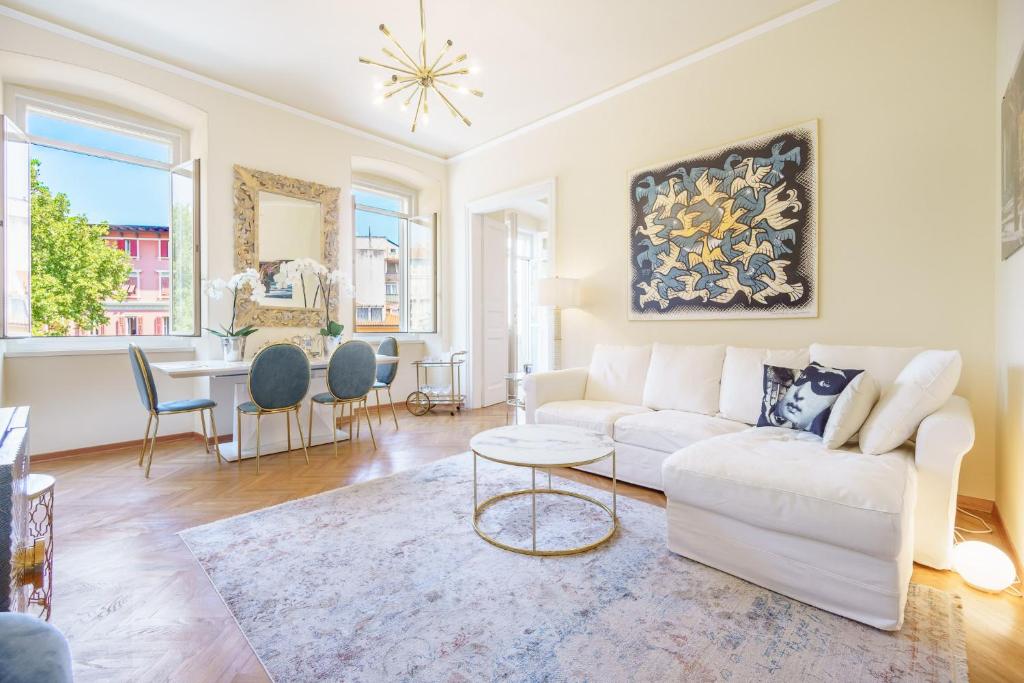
[469,424,617,556]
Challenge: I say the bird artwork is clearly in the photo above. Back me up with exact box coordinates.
[628,121,817,319]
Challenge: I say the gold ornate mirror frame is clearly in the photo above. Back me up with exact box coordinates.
[233,165,340,328]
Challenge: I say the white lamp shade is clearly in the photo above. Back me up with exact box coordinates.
[952,541,1017,593]
[537,277,580,308]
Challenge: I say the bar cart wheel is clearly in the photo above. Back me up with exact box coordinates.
[406,391,432,416]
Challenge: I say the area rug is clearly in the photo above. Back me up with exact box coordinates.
[180,454,968,682]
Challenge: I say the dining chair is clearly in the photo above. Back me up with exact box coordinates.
[308,340,377,457]
[373,336,400,429]
[129,344,223,478]
[237,342,311,473]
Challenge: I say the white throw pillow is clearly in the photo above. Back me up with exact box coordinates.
[584,344,652,406]
[822,372,880,449]
[809,344,924,389]
[641,344,725,415]
[859,350,962,455]
[719,346,808,425]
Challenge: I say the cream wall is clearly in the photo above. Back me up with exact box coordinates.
[0,14,446,454]
[996,0,1024,556]
[448,0,998,498]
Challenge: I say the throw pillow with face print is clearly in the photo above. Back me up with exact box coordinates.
[756,364,800,428]
[773,362,863,436]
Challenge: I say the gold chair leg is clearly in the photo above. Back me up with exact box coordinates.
[208,409,223,465]
[138,413,153,467]
[307,399,314,449]
[356,401,361,440]
[255,413,262,474]
[294,408,310,465]
[144,416,160,478]
[332,402,339,458]
[199,410,210,453]
[350,403,356,458]
[363,399,377,449]
[375,389,382,425]
[286,409,292,451]
[387,387,399,429]
[237,410,243,469]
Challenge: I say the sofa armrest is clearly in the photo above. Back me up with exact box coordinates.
[523,367,588,424]
[913,395,975,569]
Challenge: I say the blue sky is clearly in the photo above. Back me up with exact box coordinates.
[29,112,171,226]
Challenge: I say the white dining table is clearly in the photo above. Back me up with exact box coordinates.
[150,354,399,461]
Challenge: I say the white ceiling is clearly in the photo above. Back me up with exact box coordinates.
[0,0,813,158]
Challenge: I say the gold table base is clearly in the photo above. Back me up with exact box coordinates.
[472,450,617,556]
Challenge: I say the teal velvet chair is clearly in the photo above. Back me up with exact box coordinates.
[0,612,72,683]
[373,336,400,429]
[129,344,222,478]
[308,340,377,458]
[237,343,311,473]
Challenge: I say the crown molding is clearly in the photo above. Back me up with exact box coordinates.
[0,5,448,163]
[0,0,839,165]
[446,0,840,164]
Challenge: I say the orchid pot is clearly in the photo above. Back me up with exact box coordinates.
[203,269,266,360]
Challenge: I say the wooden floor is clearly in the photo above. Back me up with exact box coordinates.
[36,405,1023,682]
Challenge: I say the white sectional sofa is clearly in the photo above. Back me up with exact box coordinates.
[523,343,975,630]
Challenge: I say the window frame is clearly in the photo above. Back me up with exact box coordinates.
[2,87,195,345]
[352,178,437,336]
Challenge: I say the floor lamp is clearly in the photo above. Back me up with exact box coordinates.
[537,277,580,371]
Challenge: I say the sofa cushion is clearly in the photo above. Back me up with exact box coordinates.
[584,344,651,405]
[662,428,915,558]
[859,350,962,455]
[771,363,863,437]
[641,344,725,415]
[719,346,808,424]
[809,344,923,389]
[614,410,749,453]
[823,372,880,448]
[535,400,650,436]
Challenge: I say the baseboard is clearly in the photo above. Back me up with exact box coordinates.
[956,494,994,513]
[992,502,1024,577]
[33,431,203,461]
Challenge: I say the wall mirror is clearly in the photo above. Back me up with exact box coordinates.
[233,165,339,327]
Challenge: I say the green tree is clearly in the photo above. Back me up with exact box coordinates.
[30,159,133,335]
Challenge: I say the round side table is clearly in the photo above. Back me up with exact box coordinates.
[25,473,55,621]
[469,424,616,556]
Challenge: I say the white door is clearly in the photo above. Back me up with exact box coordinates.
[481,213,509,406]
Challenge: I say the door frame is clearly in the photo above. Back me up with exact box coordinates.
[464,178,557,409]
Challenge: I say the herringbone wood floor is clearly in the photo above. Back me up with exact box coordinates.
[35,405,1024,682]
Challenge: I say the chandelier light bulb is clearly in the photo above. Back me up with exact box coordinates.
[469,64,481,75]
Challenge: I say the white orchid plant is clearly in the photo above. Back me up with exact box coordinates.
[203,268,266,338]
[273,258,352,338]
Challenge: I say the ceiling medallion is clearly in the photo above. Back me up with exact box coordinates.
[358,0,482,132]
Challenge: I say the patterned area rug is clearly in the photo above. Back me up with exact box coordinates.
[180,454,968,682]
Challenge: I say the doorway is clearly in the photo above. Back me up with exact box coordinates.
[465,179,556,409]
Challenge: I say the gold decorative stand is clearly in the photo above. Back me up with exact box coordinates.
[23,473,55,620]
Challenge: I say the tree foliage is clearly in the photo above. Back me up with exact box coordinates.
[30,159,133,335]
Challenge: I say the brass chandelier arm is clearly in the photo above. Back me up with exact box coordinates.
[433,86,471,126]
[428,40,454,73]
[434,54,468,75]
[382,47,420,73]
[358,57,419,77]
[411,87,426,132]
[434,68,470,78]
[418,0,428,67]
[378,24,422,71]
[384,81,419,100]
[435,79,484,97]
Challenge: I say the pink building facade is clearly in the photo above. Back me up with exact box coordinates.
[72,225,170,336]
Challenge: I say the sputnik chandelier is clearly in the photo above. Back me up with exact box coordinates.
[358,0,482,133]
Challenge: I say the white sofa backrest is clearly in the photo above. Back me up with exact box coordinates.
[719,346,808,424]
[809,344,925,389]
[641,344,725,415]
[584,344,651,405]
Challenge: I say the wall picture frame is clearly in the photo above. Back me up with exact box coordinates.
[627,120,818,320]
